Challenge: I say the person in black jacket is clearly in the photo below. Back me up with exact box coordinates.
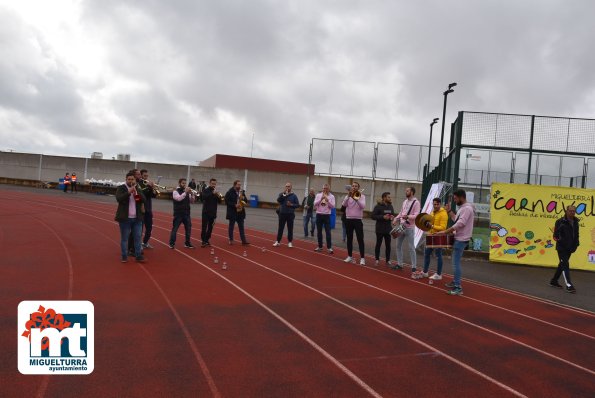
[169,178,196,249]
[273,182,300,247]
[140,169,157,249]
[225,180,249,245]
[115,171,146,263]
[371,192,396,267]
[201,178,222,247]
[550,205,579,293]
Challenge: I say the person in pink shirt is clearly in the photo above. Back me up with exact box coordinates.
[342,182,366,265]
[313,184,335,254]
[393,186,420,273]
[435,189,475,296]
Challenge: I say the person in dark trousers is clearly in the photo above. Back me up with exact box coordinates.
[201,178,221,247]
[302,188,316,238]
[128,169,142,255]
[139,169,157,249]
[225,180,250,245]
[115,171,146,263]
[313,183,335,254]
[273,182,300,247]
[70,173,78,193]
[371,192,395,267]
[550,205,579,293]
[63,172,71,193]
[342,181,366,265]
[169,178,196,249]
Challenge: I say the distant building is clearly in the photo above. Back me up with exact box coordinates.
[200,154,314,175]
[91,152,103,159]
[116,153,131,161]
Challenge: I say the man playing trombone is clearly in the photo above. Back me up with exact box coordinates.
[200,178,222,247]
[169,178,196,249]
[342,182,366,265]
[273,182,300,247]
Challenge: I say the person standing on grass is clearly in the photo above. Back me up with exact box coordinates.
[115,171,146,263]
[435,189,475,296]
[550,205,579,293]
[371,192,395,267]
[273,182,300,248]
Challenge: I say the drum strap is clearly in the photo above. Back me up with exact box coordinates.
[404,200,417,224]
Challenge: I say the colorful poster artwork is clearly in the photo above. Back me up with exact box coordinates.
[490,183,595,271]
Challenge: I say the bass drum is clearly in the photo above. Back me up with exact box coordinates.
[426,234,454,248]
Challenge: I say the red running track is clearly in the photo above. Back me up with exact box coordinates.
[1,190,594,397]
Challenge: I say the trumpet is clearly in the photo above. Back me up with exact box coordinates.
[215,191,225,202]
[351,188,364,200]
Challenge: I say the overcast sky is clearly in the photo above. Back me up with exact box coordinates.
[1,0,594,168]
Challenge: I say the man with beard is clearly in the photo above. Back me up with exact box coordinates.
[139,169,157,249]
[115,171,146,263]
[435,189,475,296]
[371,192,396,267]
[169,178,196,249]
[416,197,448,280]
[393,186,420,273]
[273,182,300,247]
[201,178,221,247]
[225,180,250,245]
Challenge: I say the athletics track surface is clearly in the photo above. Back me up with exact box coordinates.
[1,188,594,397]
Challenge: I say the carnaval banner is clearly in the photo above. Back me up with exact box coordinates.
[490,183,595,271]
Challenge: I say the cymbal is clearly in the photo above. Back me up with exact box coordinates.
[415,213,433,231]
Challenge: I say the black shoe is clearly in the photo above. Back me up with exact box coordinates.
[566,285,577,294]
[135,255,146,263]
[185,243,195,249]
[169,244,175,249]
[549,281,563,289]
[128,249,135,256]
[201,242,208,248]
[121,256,128,263]
[241,241,250,246]
[389,263,403,270]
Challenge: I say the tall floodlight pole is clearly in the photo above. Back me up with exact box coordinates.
[427,118,439,175]
[439,82,457,161]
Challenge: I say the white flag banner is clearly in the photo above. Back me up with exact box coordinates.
[414,182,444,248]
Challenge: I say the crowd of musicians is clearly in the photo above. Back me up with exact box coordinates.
[115,169,483,295]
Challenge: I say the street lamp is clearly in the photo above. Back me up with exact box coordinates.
[427,118,439,175]
[439,82,457,162]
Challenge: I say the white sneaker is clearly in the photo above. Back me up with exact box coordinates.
[314,247,322,252]
[273,241,280,247]
[288,242,293,248]
[359,258,366,266]
[375,260,379,266]
[328,248,334,254]
[429,273,442,280]
[344,256,353,263]
[420,272,429,278]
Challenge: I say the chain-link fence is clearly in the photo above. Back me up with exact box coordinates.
[309,138,444,182]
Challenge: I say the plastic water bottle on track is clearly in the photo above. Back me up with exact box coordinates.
[222,261,227,270]
[210,248,215,255]
[429,279,433,285]
[214,256,219,264]
[243,250,247,257]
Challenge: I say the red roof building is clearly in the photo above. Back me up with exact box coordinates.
[200,154,314,175]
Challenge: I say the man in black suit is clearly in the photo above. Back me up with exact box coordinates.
[225,180,249,245]
[201,178,222,247]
